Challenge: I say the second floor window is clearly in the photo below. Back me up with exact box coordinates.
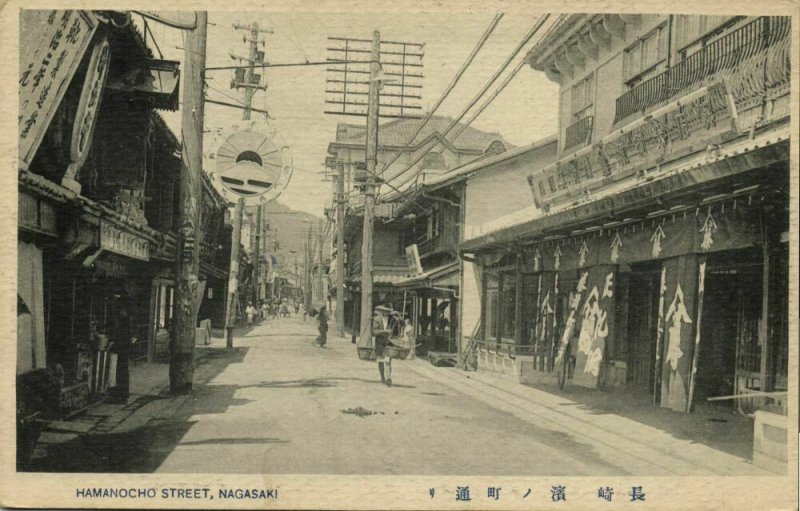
[571,74,594,119]
[624,24,667,87]
[674,15,737,57]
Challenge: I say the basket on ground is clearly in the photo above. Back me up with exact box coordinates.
[357,347,376,361]
[386,346,410,360]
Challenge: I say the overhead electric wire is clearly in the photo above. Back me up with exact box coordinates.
[377,14,551,202]
[449,52,530,142]
[380,14,551,197]
[331,13,505,216]
[375,13,504,178]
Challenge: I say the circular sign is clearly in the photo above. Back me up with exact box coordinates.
[205,122,292,206]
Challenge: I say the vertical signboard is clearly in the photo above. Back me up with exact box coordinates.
[405,244,423,276]
[19,10,98,169]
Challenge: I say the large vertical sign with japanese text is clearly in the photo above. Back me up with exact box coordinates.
[659,254,700,412]
[405,244,423,277]
[572,266,616,388]
[19,10,98,169]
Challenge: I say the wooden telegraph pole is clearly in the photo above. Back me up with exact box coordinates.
[318,221,325,308]
[335,162,346,337]
[324,32,423,347]
[305,227,313,310]
[358,31,380,345]
[224,198,243,348]
[225,21,271,346]
[254,204,263,304]
[171,11,207,393]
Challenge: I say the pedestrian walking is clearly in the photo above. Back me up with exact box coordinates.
[401,315,416,360]
[245,301,256,326]
[373,305,394,386]
[108,295,137,403]
[261,301,268,320]
[316,305,328,347]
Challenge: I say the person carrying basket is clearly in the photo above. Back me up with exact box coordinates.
[373,305,395,387]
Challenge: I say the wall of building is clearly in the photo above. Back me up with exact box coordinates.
[460,140,557,349]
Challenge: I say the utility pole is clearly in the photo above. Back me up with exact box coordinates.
[335,162,346,337]
[171,11,207,393]
[254,205,262,304]
[305,227,313,310]
[359,31,380,345]
[225,21,271,345]
[325,32,422,346]
[318,221,325,309]
[224,198,243,348]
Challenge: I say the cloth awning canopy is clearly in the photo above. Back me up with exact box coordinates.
[347,266,409,285]
[460,137,789,254]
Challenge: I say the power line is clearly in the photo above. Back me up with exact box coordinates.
[450,54,529,142]
[376,13,504,178]
[380,14,551,196]
[378,15,551,200]
[205,60,365,72]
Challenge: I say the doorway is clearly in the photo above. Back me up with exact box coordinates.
[626,269,660,392]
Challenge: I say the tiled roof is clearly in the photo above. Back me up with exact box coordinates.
[337,115,510,152]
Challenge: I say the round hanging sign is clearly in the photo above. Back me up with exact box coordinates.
[205,121,292,206]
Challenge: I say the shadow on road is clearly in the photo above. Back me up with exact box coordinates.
[525,379,754,460]
[23,347,252,473]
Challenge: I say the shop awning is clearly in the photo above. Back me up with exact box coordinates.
[347,266,410,285]
[394,262,459,289]
[460,135,790,254]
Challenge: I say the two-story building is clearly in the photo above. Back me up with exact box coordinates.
[329,116,512,342]
[17,11,230,435]
[459,13,790,438]
[381,135,558,360]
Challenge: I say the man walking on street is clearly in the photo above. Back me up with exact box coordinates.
[246,301,256,326]
[316,305,328,347]
[373,305,393,386]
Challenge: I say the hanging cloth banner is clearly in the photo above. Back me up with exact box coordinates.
[532,271,556,371]
[572,265,616,388]
[516,200,760,272]
[659,254,701,412]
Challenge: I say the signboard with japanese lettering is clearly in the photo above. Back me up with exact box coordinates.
[19,10,98,169]
[405,244,423,276]
[529,82,739,210]
[99,220,150,261]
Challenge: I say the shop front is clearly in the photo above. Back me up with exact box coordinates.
[394,262,460,358]
[461,139,790,415]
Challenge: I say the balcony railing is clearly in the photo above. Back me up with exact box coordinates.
[614,16,790,125]
[563,116,593,152]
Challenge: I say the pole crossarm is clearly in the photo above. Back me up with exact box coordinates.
[325,33,424,119]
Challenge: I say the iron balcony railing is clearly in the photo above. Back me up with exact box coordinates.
[614,16,790,124]
[563,115,593,152]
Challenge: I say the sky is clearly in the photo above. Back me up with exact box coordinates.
[140,11,559,217]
